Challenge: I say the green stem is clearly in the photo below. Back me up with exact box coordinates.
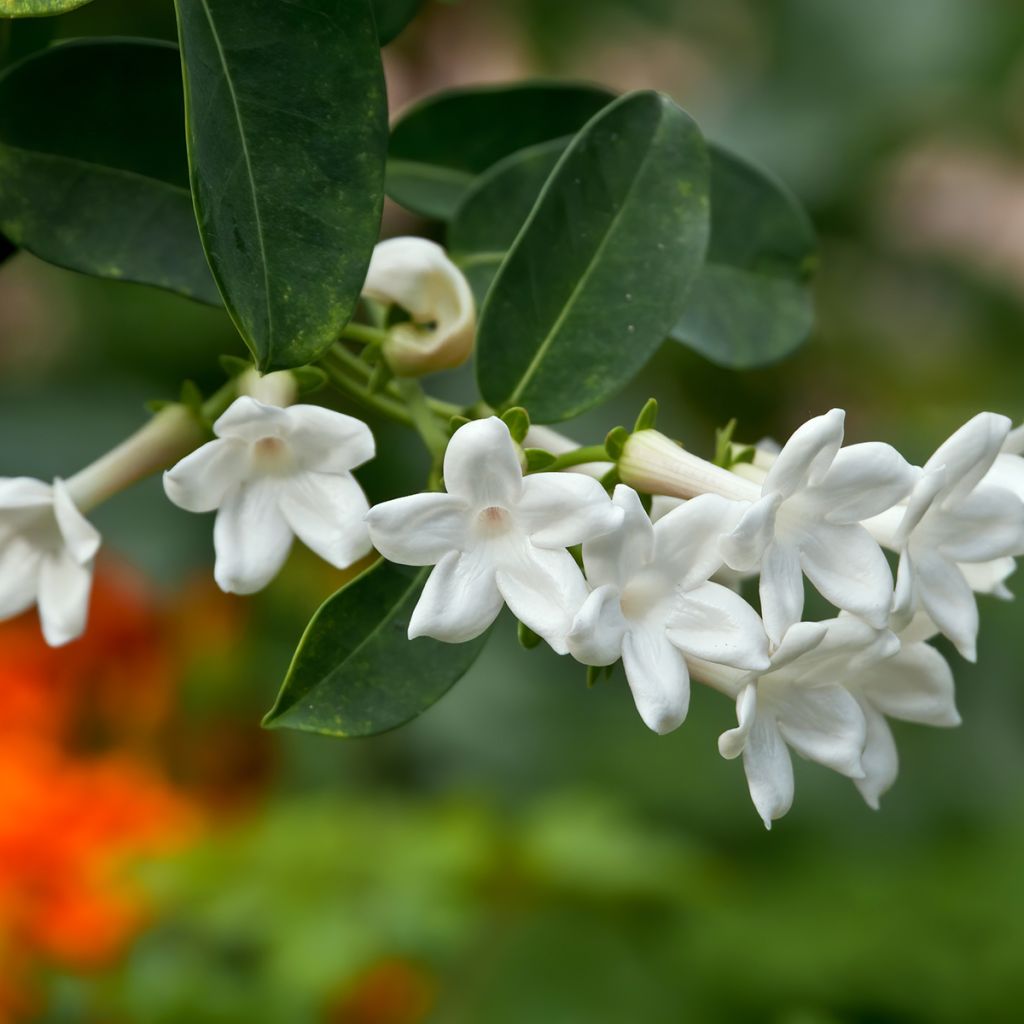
[200,378,239,423]
[542,445,611,472]
[340,321,390,347]
[395,378,449,461]
[320,353,414,426]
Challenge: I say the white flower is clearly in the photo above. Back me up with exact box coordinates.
[721,409,917,645]
[567,486,769,734]
[0,477,100,646]
[843,614,960,810]
[164,397,375,594]
[365,417,622,651]
[884,413,1024,660]
[708,617,895,828]
[362,237,476,376]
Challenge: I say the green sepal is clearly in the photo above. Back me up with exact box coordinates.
[713,418,738,468]
[517,621,542,650]
[524,448,557,472]
[218,354,254,379]
[449,414,471,433]
[633,398,658,433]
[179,380,204,415]
[291,366,328,395]
[604,426,630,462]
[501,406,530,443]
[145,398,173,415]
[600,466,621,492]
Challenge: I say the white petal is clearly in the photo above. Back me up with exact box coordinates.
[911,549,979,661]
[720,493,780,573]
[984,452,1024,502]
[365,492,470,566]
[408,546,502,643]
[929,487,1024,562]
[806,442,917,524]
[0,476,53,511]
[163,438,250,513]
[51,479,101,564]
[719,682,758,759]
[278,471,372,569]
[653,493,746,588]
[960,556,1015,597]
[763,408,845,498]
[494,541,588,655]
[284,405,375,473]
[518,472,623,548]
[37,549,93,647]
[858,642,960,727]
[895,467,948,545]
[0,536,42,619]
[855,702,899,810]
[775,683,866,778]
[443,417,522,508]
[665,580,770,671]
[213,478,293,594]
[620,623,691,734]
[567,584,628,666]
[770,620,829,670]
[581,485,653,590]
[759,540,805,646]
[743,708,794,829]
[924,411,1010,503]
[796,522,892,629]
[213,396,291,442]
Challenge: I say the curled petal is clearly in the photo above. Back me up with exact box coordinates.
[741,705,794,829]
[775,682,866,778]
[408,546,502,643]
[443,417,522,509]
[518,472,623,548]
[213,396,292,442]
[285,405,375,473]
[52,479,101,564]
[0,476,54,511]
[859,642,960,727]
[720,493,780,573]
[911,549,979,661]
[365,492,470,566]
[759,540,805,647]
[855,702,899,810]
[807,442,917,524]
[213,479,293,595]
[770,620,830,671]
[763,408,845,498]
[665,580,770,671]
[278,472,372,569]
[719,682,758,759]
[37,548,93,647]
[567,584,628,667]
[163,438,249,514]
[621,623,691,734]
[581,485,653,590]
[924,411,1010,503]
[654,493,746,589]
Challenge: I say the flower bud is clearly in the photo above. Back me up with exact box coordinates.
[238,368,299,408]
[362,237,475,377]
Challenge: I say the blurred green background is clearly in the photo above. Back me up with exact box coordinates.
[3,0,1024,1020]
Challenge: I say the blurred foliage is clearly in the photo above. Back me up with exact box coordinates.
[4,0,1024,1020]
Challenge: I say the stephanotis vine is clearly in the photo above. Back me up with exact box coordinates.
[2,236,1023,829]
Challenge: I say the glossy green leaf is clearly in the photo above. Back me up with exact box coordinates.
[374,0,423,45]
[0,39,220,304]
[0,0,93,15]
[669,146,817,368]
[0,16,54,67]
[476,91,710,423]
[174,0,388,370]
[449,137,568,304]
[264,561,490,737]
[387,81,614,220]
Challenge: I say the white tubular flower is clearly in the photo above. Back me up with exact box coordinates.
[0,477,100,647]
[567,486,769,735]
[365,417,622,652]
[880,413,1024,661]
[362,237,476,377]
[843,614,960,810]
[708,617,897,828]
[721,409,917,646]
[164,397,375,595]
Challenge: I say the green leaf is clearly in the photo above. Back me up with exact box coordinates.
[0,234,13,265]
[264,561,490,737]
[1,15,55,67]
[387,81,614,220]
[449,137,568,304]
[670,146,817,368]
[0,0,94,16]
[374,0,423,45]
[174,0,388,370]
[0,39,220,304]
[476,91,710,424]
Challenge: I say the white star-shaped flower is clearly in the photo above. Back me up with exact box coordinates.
[721,409,916,645]
[164,397,375,594]
[0,477,100,646]
[365,417,623,651]
[567,485,769,734]
[886,412,1024,660]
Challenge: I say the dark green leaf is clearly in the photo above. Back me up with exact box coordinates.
[0,0,94,15]
[374,0,423,46]
[449,137,568,304]
[0,39,220,303]
[264,561,489,737]
[670,146,817,368]
[1,15,55,67]
[476,91,710,423]
[0,234,13,265]
[387,81,614,220]
[174,0,388,370]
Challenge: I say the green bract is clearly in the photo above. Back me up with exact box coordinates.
[0,39,218,303]
[475,90,711,423]
[386,81,614,220]
[174,0,388,370]
[264,561,490,737]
